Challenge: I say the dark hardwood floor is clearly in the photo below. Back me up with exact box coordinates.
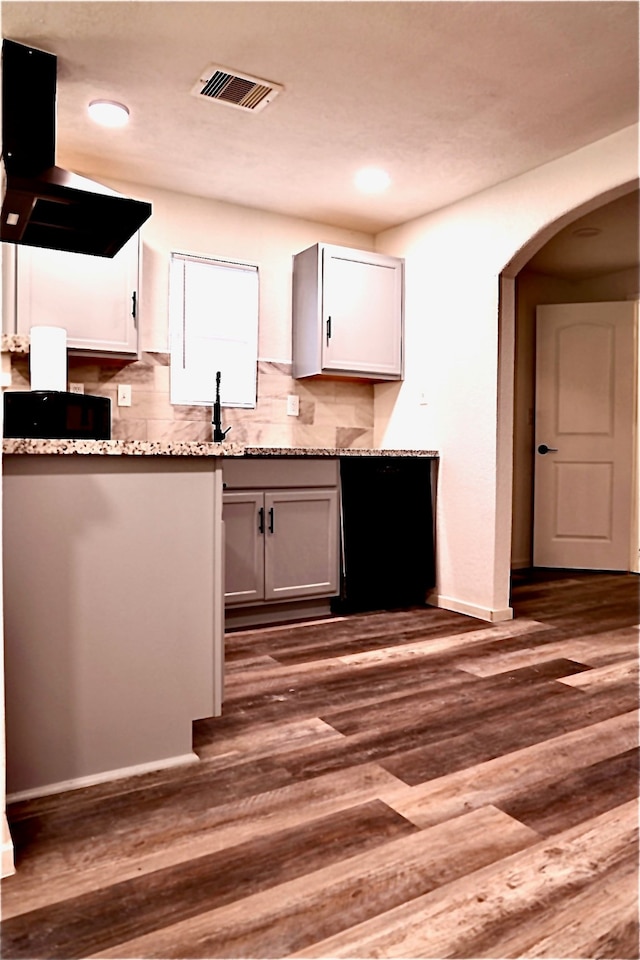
[2,569,638,959]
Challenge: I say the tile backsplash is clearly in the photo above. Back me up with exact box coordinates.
[5,351,375,448]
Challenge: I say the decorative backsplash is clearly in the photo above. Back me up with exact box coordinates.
[3,350,375,448]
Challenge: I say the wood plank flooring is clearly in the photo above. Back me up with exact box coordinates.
[2,569,638,959]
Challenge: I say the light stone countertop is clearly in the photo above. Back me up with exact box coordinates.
[2,438,245,456]
[242,446,438,458]
[2,438,438,458]
[1,334,30,354]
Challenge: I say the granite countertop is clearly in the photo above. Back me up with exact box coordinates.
[2,439,438,458]
[243,446,438,458]
[1,334,30,354]
[2,439,245,457]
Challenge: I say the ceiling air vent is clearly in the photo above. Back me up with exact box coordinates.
[191,65,283,113]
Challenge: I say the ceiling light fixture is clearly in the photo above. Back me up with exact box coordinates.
[88,99,130,128]
[354,167,391,194]
[572,226,602,238]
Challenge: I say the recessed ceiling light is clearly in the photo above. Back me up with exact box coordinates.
[572,226,602,238]
[354,167,391,194]
[88,100,130,128]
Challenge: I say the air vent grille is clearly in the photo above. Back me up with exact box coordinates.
[191,65,283,113]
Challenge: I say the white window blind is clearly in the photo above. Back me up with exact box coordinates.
[169,252,258,407]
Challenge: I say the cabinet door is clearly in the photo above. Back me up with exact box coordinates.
[12,233,139,357]
[322,246,403,378]
[223,491,265,605]
[264,489,339,601]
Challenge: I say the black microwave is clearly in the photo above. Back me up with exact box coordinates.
[3,390,111,440]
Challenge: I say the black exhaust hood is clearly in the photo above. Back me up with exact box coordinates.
[1,38,152,258]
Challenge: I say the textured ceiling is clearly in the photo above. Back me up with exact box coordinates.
[1,1,639,273]
[526,188,639,280]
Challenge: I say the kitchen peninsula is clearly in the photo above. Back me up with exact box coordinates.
[3,439,234,799]
[2,440,437,799]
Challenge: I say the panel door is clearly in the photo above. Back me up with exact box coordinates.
[13,232,139,357]
[322,246,403,377]
[533,301,636,569]
[264,489,339,601]
[222,491,265,605]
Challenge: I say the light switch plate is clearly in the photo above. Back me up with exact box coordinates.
[286,394,300,416]
[117,384,132,407]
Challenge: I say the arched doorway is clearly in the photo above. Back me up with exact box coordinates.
[500,184,639,584]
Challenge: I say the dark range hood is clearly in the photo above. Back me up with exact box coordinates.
[1,38,152,258]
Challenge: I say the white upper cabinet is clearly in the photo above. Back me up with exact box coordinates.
[6,233,140,358]
[292,243,404,381]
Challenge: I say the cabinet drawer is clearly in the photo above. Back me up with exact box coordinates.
[223,457,338,490]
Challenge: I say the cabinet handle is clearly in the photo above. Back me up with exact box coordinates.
[326,315,332,344]
[268,506,274,534]
[258,507,265,534]
[131,291,137,322]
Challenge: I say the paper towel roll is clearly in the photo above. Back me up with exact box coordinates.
[30,326,68,392]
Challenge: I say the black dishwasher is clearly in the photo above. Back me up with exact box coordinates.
[332,456,435,614]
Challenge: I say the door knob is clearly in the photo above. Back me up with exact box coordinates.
[537,444,559,455]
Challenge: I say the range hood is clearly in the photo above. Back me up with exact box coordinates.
[1,38,152,258]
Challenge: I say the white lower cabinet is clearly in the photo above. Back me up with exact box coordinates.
[224,487,339,605]
[3,455,224,797]
[222,457,340,624]
[223,490,265,606]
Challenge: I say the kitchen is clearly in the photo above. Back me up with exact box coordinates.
[0,0,638,931]
[0,28,439,798]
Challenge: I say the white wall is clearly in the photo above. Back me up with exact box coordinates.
[102,179,373,358]
[374,125,639,622]
[0,0,14,872]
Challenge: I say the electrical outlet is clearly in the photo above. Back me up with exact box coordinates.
[117,384,132,407]
[69,382,85,395]
[286,394,300,416]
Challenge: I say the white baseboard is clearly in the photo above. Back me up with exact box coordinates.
[6,752,200,805]
[2,813,15,878]
[427,591,513,623]
[1,839,15,878]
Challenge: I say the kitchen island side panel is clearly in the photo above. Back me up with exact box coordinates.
[3,455,223,796]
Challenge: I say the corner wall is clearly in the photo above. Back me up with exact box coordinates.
[374,125,639,621]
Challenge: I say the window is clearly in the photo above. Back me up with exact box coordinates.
[169,252,259,407]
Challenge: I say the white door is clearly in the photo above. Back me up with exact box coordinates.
[533,301,637,569]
